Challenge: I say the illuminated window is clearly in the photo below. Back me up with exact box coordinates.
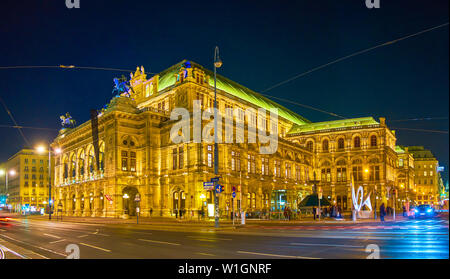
[207,145,213,168]
[285,163,291,179]
[231,151,241,172]
[145,84,150,97]
[337,167,347,182]
[121,151,128,171]
[262,157,269,175]
[274,160,281,178]
[173,149,178,170]
[321,168,331,182]
[178,147,184,169]
[247,154,255,174]
[130,152,136,172]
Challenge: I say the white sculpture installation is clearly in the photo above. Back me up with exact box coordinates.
[352,185,372,212]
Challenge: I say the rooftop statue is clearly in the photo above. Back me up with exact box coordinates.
[60,112,76,128]
[112,75,135,97]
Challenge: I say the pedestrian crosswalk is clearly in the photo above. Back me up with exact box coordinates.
[255,219,449,231]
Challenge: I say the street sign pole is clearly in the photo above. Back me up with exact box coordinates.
[318,187,322,221]
[232,195,234,227]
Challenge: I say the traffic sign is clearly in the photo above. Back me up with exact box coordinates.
[211,177,220,182]
[232,186,236,192]
[203,182,214,190]
[105,194,113,202]
[215,184,223,193]
[232,192,236,198]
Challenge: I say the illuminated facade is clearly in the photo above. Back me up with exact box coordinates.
[51,60,424,218]
[0,149,53,212]
[407,146,440,205]
[286,117,401,210]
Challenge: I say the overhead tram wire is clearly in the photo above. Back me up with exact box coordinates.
[258,93,347,119]
[0,65,157,74]
[261,22,449,94]
[390,127,448,134]
[0,124,59,131]
[0,95,31,147]
[388,117,448,122]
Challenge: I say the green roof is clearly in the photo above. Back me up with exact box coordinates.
[155,60,310,125]
[395,146,405,153]
[287,117,379,135]
[407,146,436,159]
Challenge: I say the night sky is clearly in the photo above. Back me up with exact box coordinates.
[0,0,448,181]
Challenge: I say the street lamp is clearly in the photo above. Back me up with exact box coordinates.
[213,46,222,228]
[36,144,62,220]
[0,169,16,194]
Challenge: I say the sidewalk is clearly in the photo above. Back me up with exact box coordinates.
[3,211,410,227]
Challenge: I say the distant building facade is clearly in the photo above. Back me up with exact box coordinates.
[407,146,440,205]
[0,149,53,212]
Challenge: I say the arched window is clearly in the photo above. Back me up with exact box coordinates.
[78,151,85,177]
[99,143,105,172]
[70,154,76,178]
[354,136,361,148]
[306,141,314,152]
[338,138,345,150]
[370,135,377,147]
[88,148,95,175]
[322,139,329,152]
[145,84,150,97]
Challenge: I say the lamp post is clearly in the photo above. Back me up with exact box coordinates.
[213,46,222,228]
[36,144,61,220]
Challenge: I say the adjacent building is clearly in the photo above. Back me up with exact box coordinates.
[407,146,440,206]
[0,148,53,212]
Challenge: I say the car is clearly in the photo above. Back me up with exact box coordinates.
[412,204,436,219]
[0,216,12,222]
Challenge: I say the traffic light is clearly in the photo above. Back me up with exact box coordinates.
[221,185,225,193]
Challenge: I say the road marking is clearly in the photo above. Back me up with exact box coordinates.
[77,235,89,238]
[79,242,111,252]
[43,233,62,239]
[196,252,215,256]
[290,242,362,248]
[49,239,66,244]
[91,230,109,236]
[30,251,49,259]
[237,250,319,259]
[0,234,66,257]
[138,239,180,246]
[187,236,232,241]
[0,244,29,259]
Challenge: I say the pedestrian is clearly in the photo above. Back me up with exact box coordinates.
[179,208,183,219]
[402,205,406,217]
[313,206,317,220]
[175,209,178,219]
[149,208,153,218]
[380,203,386,222]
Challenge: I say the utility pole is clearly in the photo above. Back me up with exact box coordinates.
[213,46,222,228]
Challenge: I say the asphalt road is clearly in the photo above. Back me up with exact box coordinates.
[0,216,448,259]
